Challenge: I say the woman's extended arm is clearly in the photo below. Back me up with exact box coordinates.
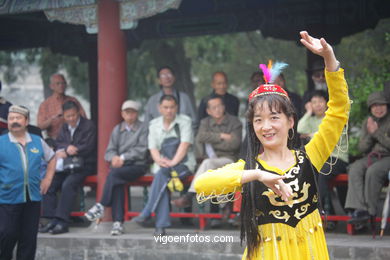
[300,31,350,171]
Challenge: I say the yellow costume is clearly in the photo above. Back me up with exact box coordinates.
[194,69,350,260]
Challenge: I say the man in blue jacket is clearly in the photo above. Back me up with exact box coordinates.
[0,105,56,260]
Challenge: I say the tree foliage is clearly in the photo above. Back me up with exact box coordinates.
[1,18,389,158]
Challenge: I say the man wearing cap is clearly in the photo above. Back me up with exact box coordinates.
[40,100,96,235]
[345,91,390,225]
[0,105,56,260]
[84,100,149,235]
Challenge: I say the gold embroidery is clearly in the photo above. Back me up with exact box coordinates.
[263,182,310,207]
[269,210,290,222]
[294,203,310,219]
[313,194,318,203]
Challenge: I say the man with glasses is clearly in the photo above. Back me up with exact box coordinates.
[144,66,197,128]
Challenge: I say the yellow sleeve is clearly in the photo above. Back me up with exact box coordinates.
[305,69,350,171]
[194,160,245,204]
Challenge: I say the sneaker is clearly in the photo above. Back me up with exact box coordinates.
[130,215,150,227]
[111,221,124,236]
[85,203,104,221]
[348,209,369,224]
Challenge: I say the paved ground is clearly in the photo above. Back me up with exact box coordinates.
[36,220,390,260]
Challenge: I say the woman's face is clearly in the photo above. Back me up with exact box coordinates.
[252,101,294,150]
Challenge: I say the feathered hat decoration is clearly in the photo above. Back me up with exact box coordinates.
[248,60,289,102]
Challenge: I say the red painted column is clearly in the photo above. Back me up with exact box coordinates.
[97,0,127,220]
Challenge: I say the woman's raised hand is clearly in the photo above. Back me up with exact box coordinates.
[300,31,339,72]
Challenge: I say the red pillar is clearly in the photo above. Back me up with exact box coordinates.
[97,0,127,219]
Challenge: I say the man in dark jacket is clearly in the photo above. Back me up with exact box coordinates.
[345,91,390,224]
[197,72,240,123]
[40,100,97,234]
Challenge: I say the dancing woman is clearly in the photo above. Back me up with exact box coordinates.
[194,31,350,259]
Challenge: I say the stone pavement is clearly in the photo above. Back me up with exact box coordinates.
[36,221,390,260]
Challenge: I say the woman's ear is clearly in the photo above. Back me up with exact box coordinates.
[288,116,295,129]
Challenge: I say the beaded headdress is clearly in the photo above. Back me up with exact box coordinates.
[248,61,289,102]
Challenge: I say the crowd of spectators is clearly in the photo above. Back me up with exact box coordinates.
[0,64,389,259]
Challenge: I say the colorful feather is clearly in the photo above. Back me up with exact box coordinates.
[267,60,273,70]
[270,62,288,83]
[259,64,271,84]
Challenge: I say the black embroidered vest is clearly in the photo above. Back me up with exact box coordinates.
[255,150,319,227]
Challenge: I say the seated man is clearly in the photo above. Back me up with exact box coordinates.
[84,100,149,235]
[345,91,390,225]
[40,100,97,235]
[132,95,196,236]
[297,90,348,230]
[172,96,242,226]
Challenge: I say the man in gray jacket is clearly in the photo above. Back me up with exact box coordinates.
[346,91,390,225]
[172,96,242,225]
[85,100,148,235]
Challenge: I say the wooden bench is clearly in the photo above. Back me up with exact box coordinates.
[122,175,237,230]
[327,173,390,235]
[74,173,390,233]
[71,174,236,230]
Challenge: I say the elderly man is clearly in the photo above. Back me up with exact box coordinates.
[85,100,149,235]
[0,105,55,260]
[132,95,196,236]
[37,73,86,139]
[144,66,197,128]
[345,91,390,225]
[197,71,240,122]
[40,100,96,235]
[172,96,242,226]
[302,60,328,109]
